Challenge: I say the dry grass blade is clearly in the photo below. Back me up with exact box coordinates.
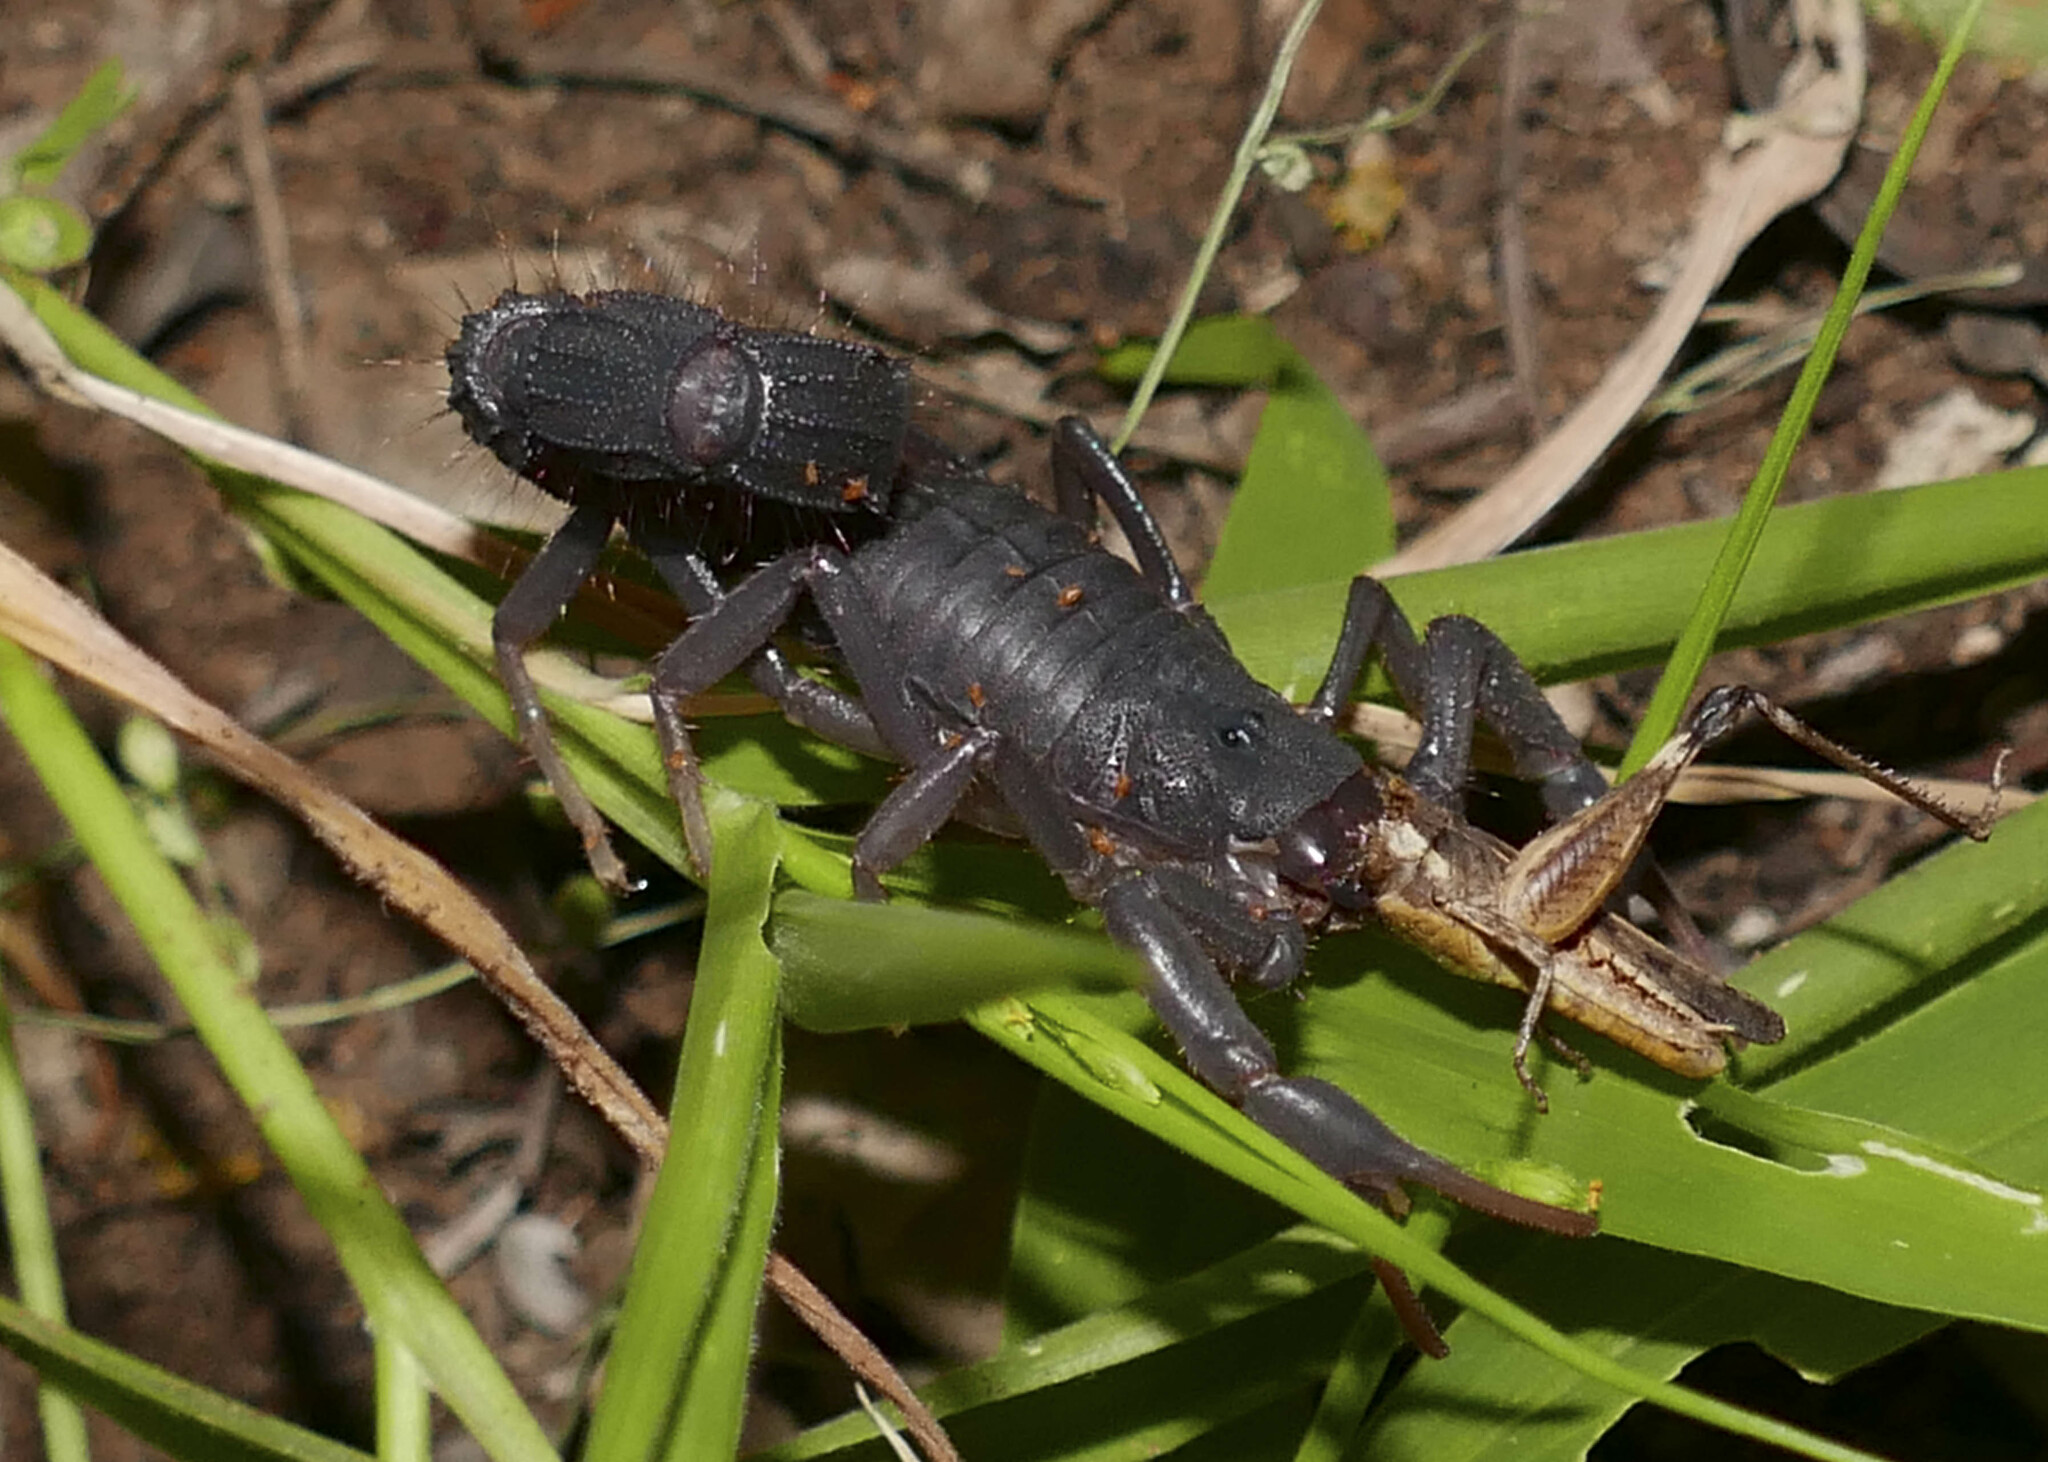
[1376,0,1866,574]
[0,535,665,1154]
[0,538,962,1459]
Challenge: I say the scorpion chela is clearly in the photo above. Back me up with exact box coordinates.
[448,286,1999,1350]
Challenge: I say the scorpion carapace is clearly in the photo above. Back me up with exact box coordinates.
[449,288,2002,1353]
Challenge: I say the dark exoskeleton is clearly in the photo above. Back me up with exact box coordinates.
[450,288,912,887]
[449,288,1999,1352]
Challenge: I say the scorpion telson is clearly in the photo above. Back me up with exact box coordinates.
[450,289,2002,1353]
[448,288,913,886]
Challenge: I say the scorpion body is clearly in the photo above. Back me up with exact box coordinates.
[450,287,1998,1350]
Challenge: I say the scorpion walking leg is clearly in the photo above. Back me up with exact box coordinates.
[1050,418,1201,615]
[492,501,637,893]
[846,729,999,899]
[1308,578,1607,819]
[1306,579,1647,1095]
[644,550,831,875]
[798,552,1006,899]
[641,538,891,761]
[646,544,976,877]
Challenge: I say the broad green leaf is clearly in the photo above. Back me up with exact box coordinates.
[1734,793,2048,1078]
[1285,931,2048,1335]
[1098,315,1293,387]
[1095,316,1395,598]
[1359,1232,1942,1462]
[964,991,1896,1461]
[1203,370,1393,601]
[786,880,2048,1340]
[1757,916,2048,1185]
[1883,0,2048,65]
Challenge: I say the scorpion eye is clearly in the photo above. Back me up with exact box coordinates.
[1215,711,1263,751]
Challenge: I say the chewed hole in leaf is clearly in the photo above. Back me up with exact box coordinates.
[1684,1104,1837,1174]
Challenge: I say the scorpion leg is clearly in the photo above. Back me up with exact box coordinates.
[640,536,892,761]
[1050,418,1203,617]
[492,502,638,893]
[643,550,830,876]
[1309,578,1606,820]
[645,544,971,877]
[848,729,1000,899]
[796,553,1028,898]
[1306,579,1656,1096]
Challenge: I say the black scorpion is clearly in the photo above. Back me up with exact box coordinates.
[448,287,1996,1349]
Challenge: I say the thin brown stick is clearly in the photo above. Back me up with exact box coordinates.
[0,505,960,1462]
[230,72,315,443]
[1378,1,1866,574]
[1494,4,1542,438]
[511,40,1108,208]
[766,1254,964,1462]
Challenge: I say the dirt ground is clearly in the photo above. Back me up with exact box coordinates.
[3,0,2048,1456]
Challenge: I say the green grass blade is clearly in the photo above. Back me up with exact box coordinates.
[766,1226,1374,1460]
[374,1337,432,1462]
[773,891,1139,1031]
[584,804,783,1458]
[1108,0,1326,451]
[1216,463,2048,702]
[0,1293,374,1462]
[0,638,555,1462]
[1003,1080,1293,1341]
[0,986,90,1460]
[1289,1213,1443,1462]
[1621,0,1992,775]
[664,1024,781,1462]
